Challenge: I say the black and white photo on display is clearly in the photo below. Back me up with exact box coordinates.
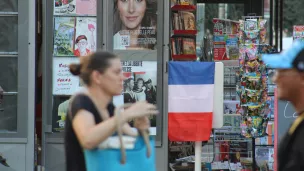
[112,61,157,131]
[123,72,157,105]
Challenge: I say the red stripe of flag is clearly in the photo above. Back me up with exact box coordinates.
[168,112,213,141]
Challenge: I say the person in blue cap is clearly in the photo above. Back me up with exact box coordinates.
[262,40,304,171]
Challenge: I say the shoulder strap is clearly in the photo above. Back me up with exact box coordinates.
[115,104,151,164]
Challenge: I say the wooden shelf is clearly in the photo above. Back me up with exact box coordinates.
[171,5,196,11]
[172,30,197,36]
[172,54,197,61]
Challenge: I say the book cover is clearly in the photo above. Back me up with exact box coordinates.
[180,11,195,30]
[74,17,97,57]
[180,0,194,5]
[182,38,195,54]
[53,17,76,56]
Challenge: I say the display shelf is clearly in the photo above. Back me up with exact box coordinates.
[171,54,197,61]
[172,30,197,35]
[171,5,196,11]
[170,2,197,61]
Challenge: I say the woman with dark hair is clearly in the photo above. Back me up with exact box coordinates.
[134,78,146,101]
[124,77,136,103]
[113,0,157,50]
[64,51,158,171]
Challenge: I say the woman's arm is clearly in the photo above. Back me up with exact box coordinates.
[72,101,158,150]
[122,123,138,137]
[72,109,127,150]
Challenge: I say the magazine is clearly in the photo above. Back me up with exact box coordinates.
[182,38,196,54]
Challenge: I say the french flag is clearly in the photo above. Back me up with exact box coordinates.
[168,62,214,141]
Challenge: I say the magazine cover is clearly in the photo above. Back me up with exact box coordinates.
[113,0,157,50]
[54,0,76,15]
[180,11,196,30]
[74,17,97,57]
[226,35,239,60]
[53,17,76,56]
[224,100,240,114]
[76,0,96,15]
[182,38,196,54]
[113,61,157,135]
[52,57,81,95]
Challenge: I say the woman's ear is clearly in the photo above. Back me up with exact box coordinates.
[91,70,102,85]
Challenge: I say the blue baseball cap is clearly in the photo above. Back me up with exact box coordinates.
[262,40,304,71]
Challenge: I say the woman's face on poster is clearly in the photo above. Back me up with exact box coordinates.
[147,82,152,89]
[117,0,147,30]
[137,80,143,88]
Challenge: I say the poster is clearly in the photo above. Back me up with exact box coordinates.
[54,0,96,16]
[53,17,76,56]
[53,17,97,57]
[74,17,97,56]
[52,57,81,95]
[53,96,71,132]
[54,0,76,15]
[113,0,157,50]
[76,0,96,15]
[113,61,157,135]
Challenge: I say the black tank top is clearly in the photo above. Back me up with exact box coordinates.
[64,94,114,171]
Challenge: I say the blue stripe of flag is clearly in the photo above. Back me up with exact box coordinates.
[168,62,215,85]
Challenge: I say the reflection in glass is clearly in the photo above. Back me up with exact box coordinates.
[282,0,304,49]
[0,95,17,132]
[0,0,18,12]
[113,0,157,50]
[197,4,244,46]
[0,58,17,92]
[0,17,18,52]
[196,4,244,59]
[52,95,70,132]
